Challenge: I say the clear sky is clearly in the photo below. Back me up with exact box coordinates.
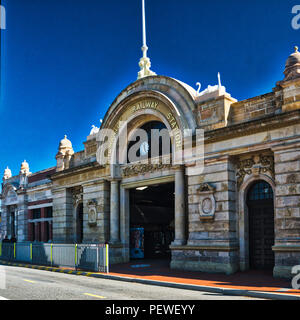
[0,0,299,176]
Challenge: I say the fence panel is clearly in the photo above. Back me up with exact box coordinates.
[16,243,31,263]
[52,244,76,268]
[32,243,52,266]
[0,242,109,273]
[1,243,14,261]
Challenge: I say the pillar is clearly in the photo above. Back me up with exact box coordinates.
[27,209,33,241]
[173,165,186,245]
[41,208,47,242]
[110,179,120,244]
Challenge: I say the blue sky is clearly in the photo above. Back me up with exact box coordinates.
[0,0,299,176]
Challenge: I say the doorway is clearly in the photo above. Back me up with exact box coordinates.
[76,203,84,243]
[129,182,175,260]
[247,180,275,270]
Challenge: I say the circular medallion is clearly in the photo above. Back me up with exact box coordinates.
[202,197,213,214]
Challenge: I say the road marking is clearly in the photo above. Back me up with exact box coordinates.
[83,293,106,299]
[23,279,36,284]
[0,296,9,300]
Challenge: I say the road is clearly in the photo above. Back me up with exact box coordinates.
[0,264,263,300]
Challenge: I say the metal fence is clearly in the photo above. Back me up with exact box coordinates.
[0,242,109,273]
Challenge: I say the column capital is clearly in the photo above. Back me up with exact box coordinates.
[172,164,185,172]
[107,177,122,183]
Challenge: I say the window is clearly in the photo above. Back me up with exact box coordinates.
[46,207,53,218]
[247,181,273,201]
[32,209,41,219]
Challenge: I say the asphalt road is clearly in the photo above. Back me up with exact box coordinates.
[0,264,263,300]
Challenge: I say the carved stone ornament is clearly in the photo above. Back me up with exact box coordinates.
[236,154,274,187]
[197,183,216,220]
[72,187,83,207]
[122,163,172,177]
[87,200,97,226]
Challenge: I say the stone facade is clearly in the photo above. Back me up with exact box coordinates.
[1,47,300,279]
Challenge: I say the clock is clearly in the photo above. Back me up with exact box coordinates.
[140,141,149,156]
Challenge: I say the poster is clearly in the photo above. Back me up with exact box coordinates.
[130,227,144,259]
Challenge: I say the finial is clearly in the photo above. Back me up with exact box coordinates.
[218,72,221,88]
[196,82,201,96]
[137,0,156,79]
[64,135,67,139]
[295,46,299,53]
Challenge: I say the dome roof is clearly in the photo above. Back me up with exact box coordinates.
[284,46,300,81]
[59,135,72,149]
[3,167,12,179]
[285,46,300,68]
[20,160,29,170]
[20,160,30,175]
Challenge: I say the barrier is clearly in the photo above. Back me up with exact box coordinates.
[0,242,109,273]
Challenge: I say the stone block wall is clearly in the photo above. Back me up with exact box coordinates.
[273,141,300,278]
[82,180,110,243]
[228,92,280,124]
[171,156,239,274]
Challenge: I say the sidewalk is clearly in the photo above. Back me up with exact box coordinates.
[1,259,300,300]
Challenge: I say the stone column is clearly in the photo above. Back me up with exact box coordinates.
[0,206,8,240]
[110,179,120,244]
[17,190,28,242]
[52,188,73,243]
[173,165,186,245]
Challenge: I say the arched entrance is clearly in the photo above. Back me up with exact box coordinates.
[126,120,175,260]
[247,180,275,270]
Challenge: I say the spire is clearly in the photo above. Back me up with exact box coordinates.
[137,0,156,79]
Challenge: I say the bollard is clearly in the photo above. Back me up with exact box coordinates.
[14,243,16,259]
[0,242,2,257]
[106,244,109,273]
[50,243,53,266]
[30,243,32,261]
[75,244,77,270]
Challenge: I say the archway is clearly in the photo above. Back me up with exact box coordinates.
[246,180,275,270]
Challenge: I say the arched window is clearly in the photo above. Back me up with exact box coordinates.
[247,180,273,202]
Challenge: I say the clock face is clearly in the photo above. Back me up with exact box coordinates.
[140,141,149,156]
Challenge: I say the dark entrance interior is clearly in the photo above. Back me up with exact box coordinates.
[247,180,275,270]
[129,183,175,260]
[76,203,84,243]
